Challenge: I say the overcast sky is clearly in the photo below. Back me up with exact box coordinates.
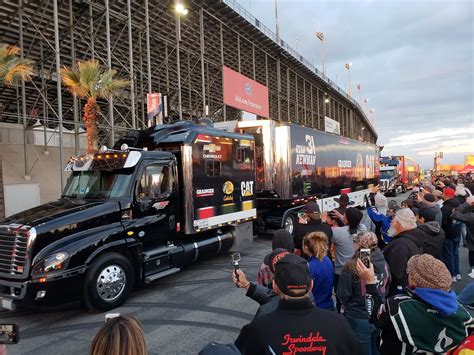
[241,0,473,169]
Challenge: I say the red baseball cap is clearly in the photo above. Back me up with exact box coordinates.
[443,187,456,199]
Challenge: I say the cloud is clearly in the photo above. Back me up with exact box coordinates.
[245,0,473,168]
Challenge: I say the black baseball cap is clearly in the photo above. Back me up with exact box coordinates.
[303,201,320,214]
[418,205,437,222]
[264,248,290,272]
[274,254,311,297]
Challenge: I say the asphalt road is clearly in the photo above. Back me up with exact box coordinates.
[2,192,472,354]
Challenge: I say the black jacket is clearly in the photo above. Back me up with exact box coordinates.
[235,297,362,355]
[383,230,422,296]
[294,220,333,251]
[452,202,474,251]
[441,198,462,239]
[409,222,445,259]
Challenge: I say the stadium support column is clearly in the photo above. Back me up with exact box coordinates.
[53,0,65,190]
[286,68,290,121]
[127,0,136,129]
[145,0,152,94]
[69,0,79,154]
[276,58,281,120]
[40,42,48,154]
[310,85,314,128]
[303,79,307,126]
[18,0,29,180]
[237,35,241,73]
[220,22,226,121]
[200,8,206,117]
[105,0,115,145]
[89,3,94,59]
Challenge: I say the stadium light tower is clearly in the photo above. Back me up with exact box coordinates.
[175,2,188,120]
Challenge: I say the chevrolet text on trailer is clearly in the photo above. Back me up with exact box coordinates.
[0,119,256,311]
[215,120,380,235]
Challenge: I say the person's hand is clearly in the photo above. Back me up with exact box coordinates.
[298,215,308,224]
[416,191,424,202]
[467,196,474,206]
[0,344,6,355]
[232,268,250,290]
[321,211,328,223]
[356,259,376,284]
[332,209,343,221]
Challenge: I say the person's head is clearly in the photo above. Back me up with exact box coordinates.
[374,193,388,214]
[272,253,312,300]
[401,199,414,209]
[326,210,339,227]
[300,201,321,223]
[272,229,295,253]
[387,200,401,216]
[432,189,444,202]
[344,231,378,275]
[456,185,467,197]
[421,193,436,205]
[302,231,328,261]
[388,208,417,237]
[89,315,147,355]
[417,205,437,224]
[334,193,354,208]
[344,207,363,234]
[443,187,456,200]
[407,254,451,291]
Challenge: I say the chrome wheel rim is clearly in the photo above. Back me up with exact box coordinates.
[96,264,126,302]
[284,216,294,234]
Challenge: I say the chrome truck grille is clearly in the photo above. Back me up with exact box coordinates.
[0,225,30,276]
[380,180,389,191]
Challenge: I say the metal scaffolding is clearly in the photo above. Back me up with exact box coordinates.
[0,0,378,162]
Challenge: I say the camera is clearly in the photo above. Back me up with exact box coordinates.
[105,313,120,322]
[0,324,19,345]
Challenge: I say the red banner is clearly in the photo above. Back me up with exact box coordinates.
[222,66,269,118]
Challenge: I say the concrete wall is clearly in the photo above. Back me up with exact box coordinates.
[1,144,77,210]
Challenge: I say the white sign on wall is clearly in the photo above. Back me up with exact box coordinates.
[324,116,340,135]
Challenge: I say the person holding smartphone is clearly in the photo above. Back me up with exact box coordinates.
[336,232,391,355]
[294,201,333,256]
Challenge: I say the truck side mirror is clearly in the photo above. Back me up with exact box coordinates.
[137,199,153,213]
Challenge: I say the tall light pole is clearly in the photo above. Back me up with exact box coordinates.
[315,32,325,76]
[274,0,280,44]
[175,2,188,121]
[345,62,352,97]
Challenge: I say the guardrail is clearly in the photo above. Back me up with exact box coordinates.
[221,0,376,134]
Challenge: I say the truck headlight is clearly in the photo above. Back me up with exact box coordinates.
[32,252,70,275]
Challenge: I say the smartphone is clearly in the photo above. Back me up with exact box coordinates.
[105,313,120,322]
[0,324,19,345]
[231,253,241,286]
[360,248,371,268]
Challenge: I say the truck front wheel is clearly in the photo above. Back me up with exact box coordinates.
[83,252,135,311]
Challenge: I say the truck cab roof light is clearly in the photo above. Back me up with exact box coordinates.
[99,145,108,153]
[120,143,129,151]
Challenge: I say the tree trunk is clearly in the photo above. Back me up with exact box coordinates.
[83,98,100,154]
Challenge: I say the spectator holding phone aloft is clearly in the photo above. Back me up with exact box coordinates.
[336,232,390,355]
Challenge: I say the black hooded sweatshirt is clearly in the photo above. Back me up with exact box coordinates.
[408,222,445,259]
[294,219,333,251]
[441,198,462,239]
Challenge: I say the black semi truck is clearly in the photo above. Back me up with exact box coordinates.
[0,121,256,311]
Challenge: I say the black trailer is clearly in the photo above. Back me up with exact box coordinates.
[216,120,380,233]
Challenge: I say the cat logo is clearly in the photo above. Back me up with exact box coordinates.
[241,181,254,197]
[222,181,234,195]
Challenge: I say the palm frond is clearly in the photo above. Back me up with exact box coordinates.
[0,43,34,85]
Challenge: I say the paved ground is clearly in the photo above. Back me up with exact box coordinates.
[2,192,472,354]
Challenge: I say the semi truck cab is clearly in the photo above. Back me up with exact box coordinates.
[0,121,256,311]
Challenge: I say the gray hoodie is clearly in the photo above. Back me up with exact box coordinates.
[332,223,367,274]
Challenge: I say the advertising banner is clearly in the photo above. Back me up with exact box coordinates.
[324,116,340,135]
[222,66,269,118]
[147,93,169,127]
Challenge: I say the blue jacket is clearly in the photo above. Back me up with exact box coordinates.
[308,255,334,309]
[367,206,393,244]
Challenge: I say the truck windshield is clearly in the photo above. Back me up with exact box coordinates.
[380,170,395,180]
[62,168,134,199]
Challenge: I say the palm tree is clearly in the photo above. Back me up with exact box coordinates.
[61,59,128,153]
[0,43,34,85]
